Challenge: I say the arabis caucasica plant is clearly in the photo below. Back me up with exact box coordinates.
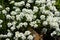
[0,0,60,40]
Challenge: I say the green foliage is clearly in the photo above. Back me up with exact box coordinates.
[55,0,60,11]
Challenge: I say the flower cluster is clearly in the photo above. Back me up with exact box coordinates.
[0,0,60,40]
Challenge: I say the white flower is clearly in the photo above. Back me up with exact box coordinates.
[49,6,57,11]
[30,21,36,27]
[19,33,24,37]
[0,5,3,9]
[40,15,45,20]
[49,22,59,28]
[53,17,58,22]
[54,11,60,16]
[11,11,17,15]
[46,16,53,22]
[3,35,8,37]
[12,21,17,25]
[5,7,10,11]
[26,3,30,8]
[36,19,40,23]
[47,2,52,7]
[58,20,60,25]
[33,15,36,19]
[28,0,33,3]
[40,7,45,12]
[15,31,21,37]
[24,31,31,36]
[15,8,21,12]
[33,6,38,13]
[11,16,15,20]
[23,22,28,27]
[47,0,51,2]
[10,1,15,4]
[40,0,46,3]
[43,21,48,26]
[14,1,25,6]
[0,25,2,28]
[22,8,27,13]
[21,35,26,40]
[0,19,3,24]
[20,1,25,6]
[51,31,56,36]
[13,6,18,9]
[48,12,54,16]
[26,14,32,21]
[2,10,7,14]
[27,9,34,14]
[10,26,16,31]
[16,23,23,29]
[18,23,23,27]
[35,0,41,5]
[56,28,60,32]
[7,32,12,37]
[0,34,4,37]
[51,0,56,4]
[20,12,25,19]
[34,24,38,28]
[14,2,19,6]
[6,38,10,40]
[27,35,34,40]
[16,15,21,21]
[7,22,12,27]
[6,15,11,19]
[44,10,50,15]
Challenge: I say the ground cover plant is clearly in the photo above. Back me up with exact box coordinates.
[0,0,60,40]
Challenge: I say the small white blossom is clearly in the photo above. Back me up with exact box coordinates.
[11,16,15,20]
[54,11,60,16]
[0,34,4,37]
[10,26,16,31]
[30,21,36,27]
[0,5,3,9]
[16,15,21,21]
[23,22,28,27]
[27,35,34,40]
[5,7,10,11]
[7,32,12,37]
[49,22,59,28]
[0,25,2,28]
[19,33,24,37]
[24,31,31,36]
[6,15,11,19]
[10,1,15,4]
[27,0,33,3]
[12,21,17,25]
[26,3,30,8]
[3,35,8,37]
[33,6,38,13]
[11,11,17,15]
[40,15,45,20]
[56,28,60,32]
[43,21,48,26]
[14,1,25,6]
[7,22,12,27]
[0,19,3,24]
[34,24,38,28]
[15,8,21,12]
[15,31,21,37]
[2,10,7,14]
[6,38,10,40]
[47,2,52,6]
[51,31,56,36]
[35,0,41,5]
[21,35,26,40]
